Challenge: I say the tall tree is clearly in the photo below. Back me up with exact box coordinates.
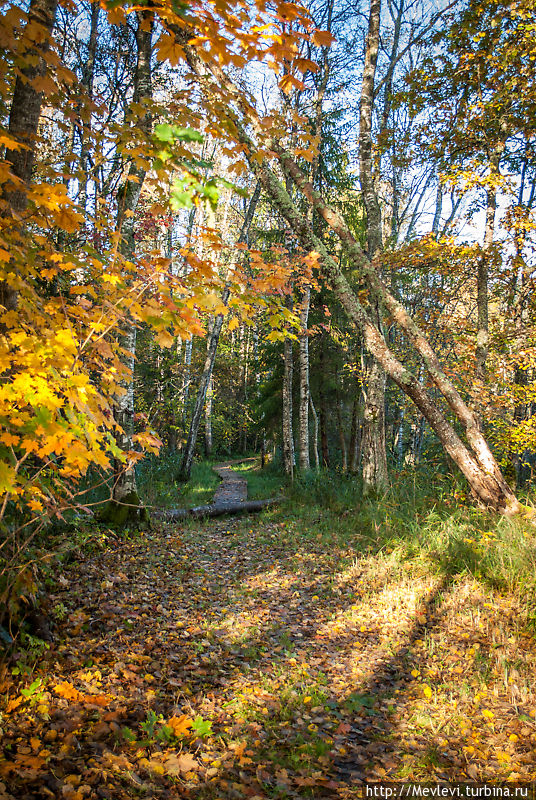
[102,11,154,525]
[0,0,59,317]
[358,0,389,497]
[178,182,261,481]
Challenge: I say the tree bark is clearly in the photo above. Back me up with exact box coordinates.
[476,172,497,384]
[102,13,153,526]
[336,398,348,472]
[361,358,388,494]
[319,340,330,467]
[157,497,279,520]
[0,0,59,316]
[282,336,295,478]
[298,287,311,470]
[309,394,320,471]
[77,1,99,224]
[205,375,213,457]
[358,0,389,496]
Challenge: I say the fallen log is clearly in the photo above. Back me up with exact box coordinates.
[154,497,280,520]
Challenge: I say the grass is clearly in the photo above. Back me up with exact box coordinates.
[138,453,219,508]
[230,458,285,500]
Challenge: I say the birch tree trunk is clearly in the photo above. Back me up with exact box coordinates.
[298,287,311,470]
[282,337,295,478]
[309,394,320,471]
[178,182,261,481]
[78,1,99,224]
[205,377,213,457]
[476,164,498,384]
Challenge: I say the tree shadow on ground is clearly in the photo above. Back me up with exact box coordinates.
[2,507,535,799]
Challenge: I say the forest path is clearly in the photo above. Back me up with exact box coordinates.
[160,458,276,520]
[211,458,255,506]
[2,510,536,799]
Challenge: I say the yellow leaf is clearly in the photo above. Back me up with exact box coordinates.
[279,73,306,94]
[0,432,19,446]
[422,685,432,699]
[6,695,23,713]
[156,329,174,348]
[157,34,185,66]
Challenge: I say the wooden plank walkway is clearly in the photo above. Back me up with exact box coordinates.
[155,458,278,520]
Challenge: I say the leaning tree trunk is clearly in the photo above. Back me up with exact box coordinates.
[0,0,59,319]
[178,182,261,481]
[177,32,522,514]
[358,0,389,497]
[102,13,153,526]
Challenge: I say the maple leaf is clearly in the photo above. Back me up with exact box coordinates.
[167,714,193,737]
[311,29,335,46]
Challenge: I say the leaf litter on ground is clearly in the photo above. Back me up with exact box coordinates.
[1,511,536,799]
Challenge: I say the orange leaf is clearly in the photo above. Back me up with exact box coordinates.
[6,695,23,713]
[167,714,193,738]
[279,74,306,94]
[312,30,335,47]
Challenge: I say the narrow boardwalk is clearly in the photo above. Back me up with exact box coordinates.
[211,460,251,506]
[161,458,276,519]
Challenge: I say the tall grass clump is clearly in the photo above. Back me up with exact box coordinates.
[283,467,536,604]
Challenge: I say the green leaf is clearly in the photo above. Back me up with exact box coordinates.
[170,189,194,210]
[201,179,220,209]
[191,715,213,738]
[154,123,175,143]
[173,127,203,143]
[121,726,137,742]
[154,124,203,144]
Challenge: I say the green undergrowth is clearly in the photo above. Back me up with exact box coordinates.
[281,469,536,609]
[138,453,219,508]
[147,456,536,607]
[230,458,284,500]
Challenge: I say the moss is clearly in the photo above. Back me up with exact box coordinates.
[98,491,150,529]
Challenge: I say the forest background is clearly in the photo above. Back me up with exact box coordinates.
[2,0,536,794]
[0,0,535,642]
